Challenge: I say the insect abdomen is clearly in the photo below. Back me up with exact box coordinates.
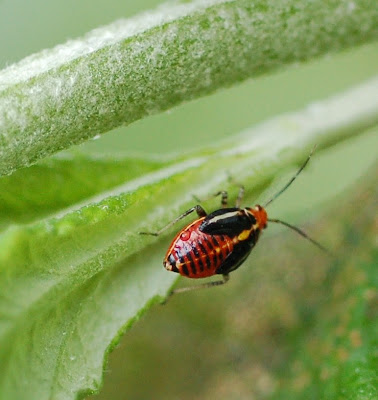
[164,220,234,278]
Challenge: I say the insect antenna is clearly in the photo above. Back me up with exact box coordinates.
[263,145,316,208]
[264,146,332,256]
[268,218,332,255]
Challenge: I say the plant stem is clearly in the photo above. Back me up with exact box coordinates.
[0,0,377,176]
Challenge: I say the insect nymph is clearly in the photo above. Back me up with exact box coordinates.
[141,148,328,295]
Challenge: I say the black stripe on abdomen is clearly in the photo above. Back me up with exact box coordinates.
[186,251,197,275]
[198,241,212,270]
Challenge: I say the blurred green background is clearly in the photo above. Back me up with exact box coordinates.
[1,1,377,399]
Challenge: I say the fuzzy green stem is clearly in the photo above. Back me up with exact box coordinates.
[0,0,377,176]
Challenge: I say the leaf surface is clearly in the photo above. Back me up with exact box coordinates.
[0,78,377,399]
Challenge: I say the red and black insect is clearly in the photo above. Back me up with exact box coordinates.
[141,147,329,295]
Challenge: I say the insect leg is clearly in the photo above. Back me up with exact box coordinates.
[216,191,228,208]
[168,274,230,296]
[234,184,245,208]
[140,205,207,236]
[193,191,229,208]
[226,175,245,207]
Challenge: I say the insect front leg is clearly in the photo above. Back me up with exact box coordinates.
[139,205,207,236]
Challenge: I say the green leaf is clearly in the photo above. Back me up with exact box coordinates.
[85,155,377,400]
[0,77,377,399]
[1,0,377,175]
[0,154,166,228]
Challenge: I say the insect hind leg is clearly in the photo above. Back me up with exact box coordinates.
[139,205,207,236]
[167,274,230,297]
